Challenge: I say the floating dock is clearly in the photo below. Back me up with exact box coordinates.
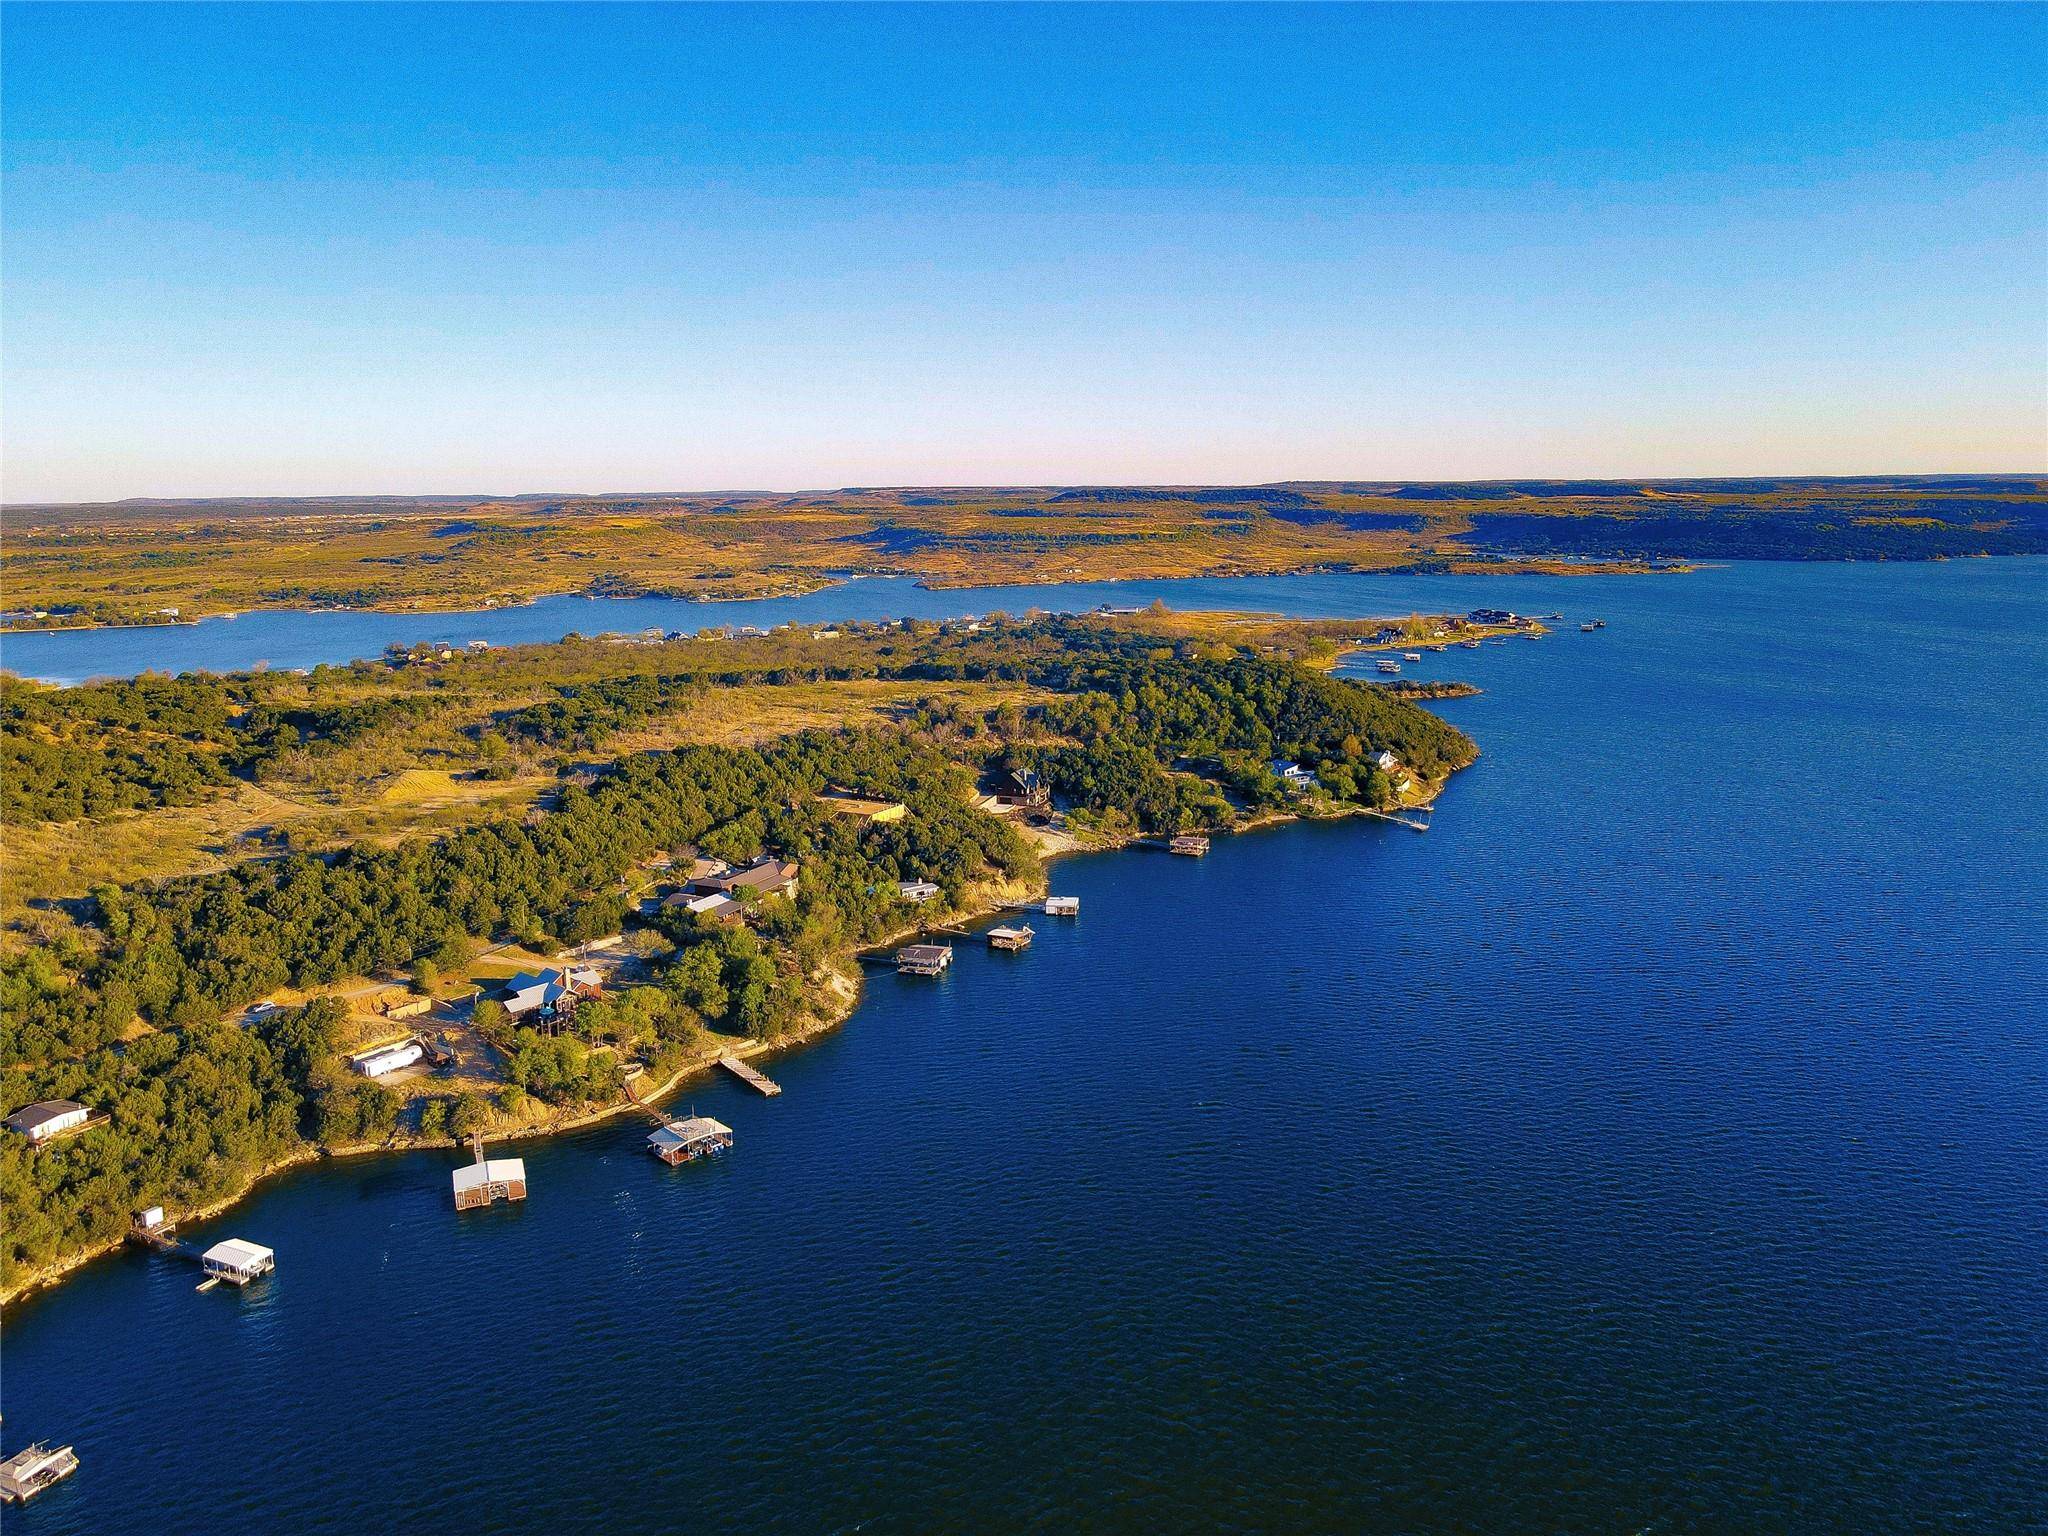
[719,1055,782,1096]
[1002,895,1078,916]
[1168,833,1210,856]
[986,924,1033,951]
[0,1443,79,1504]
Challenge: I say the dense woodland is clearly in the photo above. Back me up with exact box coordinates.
[0,618,1473,1289]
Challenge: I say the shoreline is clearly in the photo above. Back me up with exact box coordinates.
[0,790,1436,1312]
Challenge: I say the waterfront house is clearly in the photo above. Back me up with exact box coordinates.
[1269,760,1318,792]
[1006,768,1050,807]
[201,1238,275,1286]
[647,1115,733,1166]
[3,1100,92,1144]
[898,879,942,904]
[452,1154,526,1210]
[501,966,603,1020]
[690,856,800,902]
[1371,750,1401,772]
[352,1040,424,1079]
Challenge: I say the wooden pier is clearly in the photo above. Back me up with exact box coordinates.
[1002,895,1078,916]
[719,1055,782,1096]
[1360,808,1431,832]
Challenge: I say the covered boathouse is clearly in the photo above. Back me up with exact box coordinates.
[896,943,953,976]
[200,1238,275,1286]
[0,1443,79,1504]
[452,1152,527,1211]
[648,1116,733,1166]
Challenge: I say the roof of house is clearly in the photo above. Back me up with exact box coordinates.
[4,1100,87,1132]
[451,1158,526,1193]
[203,1238,274,1269]
[898,944,951,963]
[715,857,798,892]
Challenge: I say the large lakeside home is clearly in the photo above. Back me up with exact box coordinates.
[501,965,604,1020]
[688,855,800,903]
[4,1100,93,1144]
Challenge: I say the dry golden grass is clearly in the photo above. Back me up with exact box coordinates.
[0,772,551,952]
[609,678,1043,751]
[0,483,1718,623]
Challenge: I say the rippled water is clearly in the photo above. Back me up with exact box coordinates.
[4,560,2044,1533]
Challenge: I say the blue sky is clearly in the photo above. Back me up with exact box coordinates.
[4,3,2043,500]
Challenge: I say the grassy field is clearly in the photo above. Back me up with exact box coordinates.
[7,476,2041,625]
[0,663,1041,950]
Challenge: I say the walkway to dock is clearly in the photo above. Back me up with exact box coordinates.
[719,1055,782,1096]
[1359,809,1431,832]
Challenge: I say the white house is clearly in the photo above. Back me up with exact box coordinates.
[1371,750,1401,773]
[353,1041,424,1079]
[1269,759,1318,792]
[898,880,942,904]
[4,1100,91,1144]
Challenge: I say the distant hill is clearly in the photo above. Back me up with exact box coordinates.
[4,476,2042,625]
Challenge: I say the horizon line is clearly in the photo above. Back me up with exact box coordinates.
[9,469,2046,511]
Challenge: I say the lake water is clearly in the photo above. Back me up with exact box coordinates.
[4,559,2045,1533]
[0,565,1882,685]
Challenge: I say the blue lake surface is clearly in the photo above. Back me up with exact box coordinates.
[4,559,2045,1532]
[0,565,1919,684]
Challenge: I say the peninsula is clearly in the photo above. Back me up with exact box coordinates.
[0,609,1491,1301]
